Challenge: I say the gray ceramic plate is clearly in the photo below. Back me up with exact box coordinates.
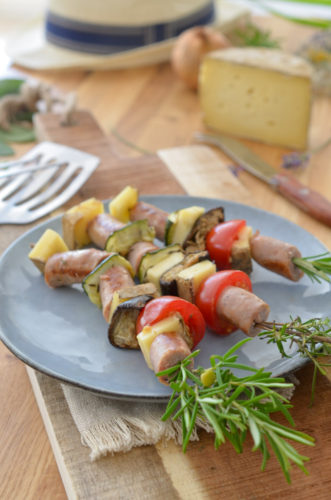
[0,195,330,402]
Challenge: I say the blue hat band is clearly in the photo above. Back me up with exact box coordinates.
[45,2,215,55]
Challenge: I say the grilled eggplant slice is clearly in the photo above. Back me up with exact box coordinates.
[105,219,155,255]
[183,207,224,252]
[160,250,209,295]
[108,294,155,349]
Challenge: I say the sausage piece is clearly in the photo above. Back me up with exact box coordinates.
[216,285,270,337]
[127,241,159,274]
[130,201,168,241]
[149,332,192,385]
[45,249,109,287]
[87,213,125,249]
[250,232,303,281]
[99,266,135,322]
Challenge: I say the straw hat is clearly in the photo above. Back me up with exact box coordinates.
[5,0,249,70]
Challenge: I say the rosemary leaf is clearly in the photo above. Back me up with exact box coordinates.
[293,253,331,284]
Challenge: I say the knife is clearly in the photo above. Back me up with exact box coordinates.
[195,132,331,228]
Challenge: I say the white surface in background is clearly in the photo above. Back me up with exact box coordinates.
[0,0,46,22]
[232,0,331,19]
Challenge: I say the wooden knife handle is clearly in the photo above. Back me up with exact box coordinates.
[274,172,331,228]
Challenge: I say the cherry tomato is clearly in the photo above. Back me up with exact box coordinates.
[206,220,246,269]
[136,296,205,348]
[196,270,252,335]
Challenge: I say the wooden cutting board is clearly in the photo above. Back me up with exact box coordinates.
[17,110,330,500]
[0,105,327,499]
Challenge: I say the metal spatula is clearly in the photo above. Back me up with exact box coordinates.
[0,141,100,224]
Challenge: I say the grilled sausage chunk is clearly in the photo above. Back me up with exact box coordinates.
[87,213,125,248]
[149,332,191,384]
[45,249,109,287]
[130,201,168,241]
[250,232,303,281]
[127,241,159,274]
[99,266,135,322]
[216,286,270,337]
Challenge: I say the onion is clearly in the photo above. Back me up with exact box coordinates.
[171,26,231,90]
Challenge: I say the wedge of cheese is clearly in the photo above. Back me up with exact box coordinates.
[199,48,313,149]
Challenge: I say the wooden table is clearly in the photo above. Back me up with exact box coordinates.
[1,15,331,500]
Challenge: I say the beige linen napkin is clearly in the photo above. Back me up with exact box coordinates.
[61,375,297,461]
[61,383,213,461]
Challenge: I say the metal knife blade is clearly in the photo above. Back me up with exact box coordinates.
[195,132,277,184]
[195,132,331,228]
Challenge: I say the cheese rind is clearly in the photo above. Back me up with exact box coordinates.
[199,48,313,149]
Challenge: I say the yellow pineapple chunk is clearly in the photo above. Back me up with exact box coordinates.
[109,186,138,223]
[62,197,104,249]
[28,229,68,273]
[176,260,216,303]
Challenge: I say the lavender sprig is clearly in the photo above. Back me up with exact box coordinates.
[282,136,331,169]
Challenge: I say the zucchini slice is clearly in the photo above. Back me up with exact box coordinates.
[164,206,205,245]
[105,219,155,255]
[184,207,224,252]
[160,250,209,295]
[108,294,155,349]
[82,253,134,308]
[138,243,182,283]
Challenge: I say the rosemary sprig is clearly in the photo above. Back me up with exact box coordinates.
[292,252,331,284]
[158,338,314,483]
[258,317,331,404]
[228,22,280,48]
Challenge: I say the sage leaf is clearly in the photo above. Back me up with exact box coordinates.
[0,141,14,156]
[0,124,35,143]
[0,78,24,98]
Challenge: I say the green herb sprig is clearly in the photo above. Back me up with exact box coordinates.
[229,22,281,48]
[158,338,314,483]
[0,78,36,157]
[293,252,331,284]
[259,317,331,403]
